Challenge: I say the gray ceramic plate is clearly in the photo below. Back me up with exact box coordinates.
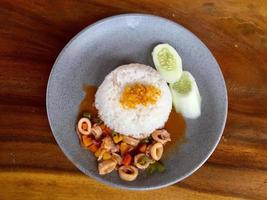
[46,14,227,190]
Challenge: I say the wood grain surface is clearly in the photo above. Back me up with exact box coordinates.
[0,0,267,199]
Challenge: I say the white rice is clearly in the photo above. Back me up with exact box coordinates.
[95,63,172,138]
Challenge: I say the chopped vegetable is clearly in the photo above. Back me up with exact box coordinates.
[134,153,151,169]
[113,134,123,143]
[92,117,103,124]
[103,152,112,160]
[119,142,129,155]
[105,127,112,134]
[122,153,132,166]
[94,148,102,158]
[147,163,156,174]
[88,143,98,153]
[101,125,112,136]
[111,130,117,137]
[92,139,101,147]
[99,123,106,130]
[141,136,152,144]
[138,155,150,165]
[82,136,93,147]
[138,144,147,153]
[82,112,91,119]
[155,162,165,172]
[148,162,165,174]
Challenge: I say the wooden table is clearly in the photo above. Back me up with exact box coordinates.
[1,0,267,199]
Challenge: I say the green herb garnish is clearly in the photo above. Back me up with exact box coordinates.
[82,112,91,119]
[111,130,117,137]
[155,162,165,172]
[92,117,103,124]
[148,163,157,174]
[139,156,150,165]
[147,162,165,174]
[141,138,149,144]
[141,136,153,144]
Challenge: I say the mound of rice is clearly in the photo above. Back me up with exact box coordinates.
[95,63,172,138]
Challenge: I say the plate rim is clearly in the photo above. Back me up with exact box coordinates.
[46,13,228,190]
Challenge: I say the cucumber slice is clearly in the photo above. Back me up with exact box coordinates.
[170,71,201,119]
[152,43,182,83]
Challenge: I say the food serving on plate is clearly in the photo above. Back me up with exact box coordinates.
[75,44,201,181]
